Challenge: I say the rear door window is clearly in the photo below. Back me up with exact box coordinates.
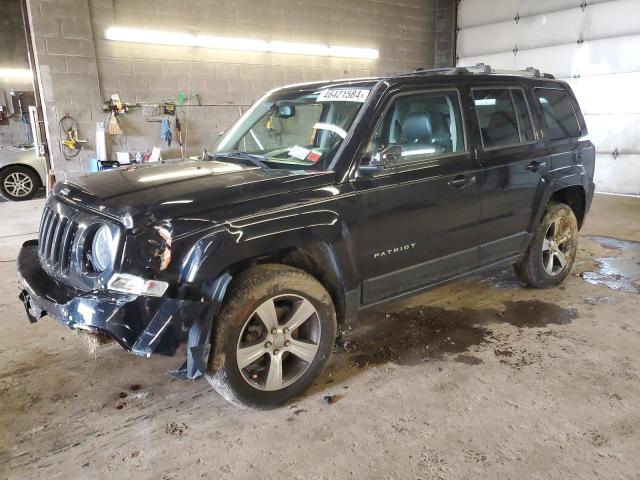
[511,89,535,142]
[534,88,580,140]
[473,88,534,148]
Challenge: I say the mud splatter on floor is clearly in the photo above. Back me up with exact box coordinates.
[500,300,578,327]
[165,420,188,436]
[337,305,496,368]
[481,267,524,289]
[337,300,579,369]
[454,354,484,365]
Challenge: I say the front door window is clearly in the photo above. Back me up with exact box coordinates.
[365,90,466,165]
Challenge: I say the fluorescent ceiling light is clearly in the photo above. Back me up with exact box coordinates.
[0,68,32,79]
[328,46,379,60]
[199,35,268,52]
[105,27,379,60]
[270,41,329,56]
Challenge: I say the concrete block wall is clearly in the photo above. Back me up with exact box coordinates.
[0,0,33,148]
[28,0,437,177]
[27,0,102,178]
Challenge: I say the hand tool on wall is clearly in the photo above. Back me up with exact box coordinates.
[175,116,184,159]
[161,118,172,146]
[10,90,31,144]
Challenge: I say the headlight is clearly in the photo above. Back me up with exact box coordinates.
[108,274,168,297]
[91,224,113,272]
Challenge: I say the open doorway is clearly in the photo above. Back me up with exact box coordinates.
[0,0,51,201]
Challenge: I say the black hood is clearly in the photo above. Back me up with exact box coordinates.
[54,159,335,228]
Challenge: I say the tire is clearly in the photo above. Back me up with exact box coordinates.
[514,202,579,288]
[205,264,336,409]
[0,166,40,201]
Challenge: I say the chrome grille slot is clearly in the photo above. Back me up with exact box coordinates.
[60,221,78,271]
[38,208,54,257]
[38,205,79,274]
[43,211,59,260]
[50,217,67,266]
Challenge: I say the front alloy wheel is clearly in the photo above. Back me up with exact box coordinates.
[206,264,336,409]
[236,295,321,391]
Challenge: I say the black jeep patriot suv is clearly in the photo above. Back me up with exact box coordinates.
[17,64,595,408]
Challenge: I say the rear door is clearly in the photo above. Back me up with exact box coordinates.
[470,84,549,265]
[351,87,482,305]
[532,86,585,175]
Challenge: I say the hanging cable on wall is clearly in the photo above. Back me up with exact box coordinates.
[59,114,86,160]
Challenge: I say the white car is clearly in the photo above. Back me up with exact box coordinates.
[0,146,46,201]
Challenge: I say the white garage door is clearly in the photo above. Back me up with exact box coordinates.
[457,0,640,195]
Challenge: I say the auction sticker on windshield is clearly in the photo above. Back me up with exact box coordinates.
[317,89,370,103]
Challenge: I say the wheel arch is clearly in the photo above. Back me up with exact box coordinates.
[202,242,353,383]
[549,185,586,229]
[211,242,353,325]
[532,166,589,232]
[178,211,360,324]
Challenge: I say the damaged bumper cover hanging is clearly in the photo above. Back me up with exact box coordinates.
[16,240,230,380]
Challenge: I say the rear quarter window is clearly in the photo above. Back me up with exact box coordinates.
[534,88,581,140]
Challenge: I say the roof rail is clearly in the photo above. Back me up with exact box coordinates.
[396,67,454,77]
[406,63,555,79]
[453,63,555,79]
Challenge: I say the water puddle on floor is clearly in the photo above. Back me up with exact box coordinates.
[336,300,578,369]
[584,236,640,252]
[581,236,640,294]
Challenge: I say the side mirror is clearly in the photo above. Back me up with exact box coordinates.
[380,144,403,167]
[357,145,403,177]
[275,102,296,119]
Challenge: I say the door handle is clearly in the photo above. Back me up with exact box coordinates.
[448,175,476,189]
[525,161,546,172]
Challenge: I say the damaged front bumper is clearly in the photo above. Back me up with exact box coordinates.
[17,240,229,379]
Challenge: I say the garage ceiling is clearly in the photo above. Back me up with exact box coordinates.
[457,0,640,195]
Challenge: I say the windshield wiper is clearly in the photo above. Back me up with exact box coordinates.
[208,150,268,169]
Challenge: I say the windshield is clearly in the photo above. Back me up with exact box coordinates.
[213,85,374,171]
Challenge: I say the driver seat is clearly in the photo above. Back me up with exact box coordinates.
[402,112,437,153]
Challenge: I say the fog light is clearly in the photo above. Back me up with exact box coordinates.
[107,274,168,297]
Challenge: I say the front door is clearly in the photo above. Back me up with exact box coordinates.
[351,87,482,305]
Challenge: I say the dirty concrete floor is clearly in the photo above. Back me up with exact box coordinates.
[1,193,639,480]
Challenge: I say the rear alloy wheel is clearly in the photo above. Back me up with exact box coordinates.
[205,264,336,409]
[514,202,579,288]
[0,166,40,201]
[541,216,573,277]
